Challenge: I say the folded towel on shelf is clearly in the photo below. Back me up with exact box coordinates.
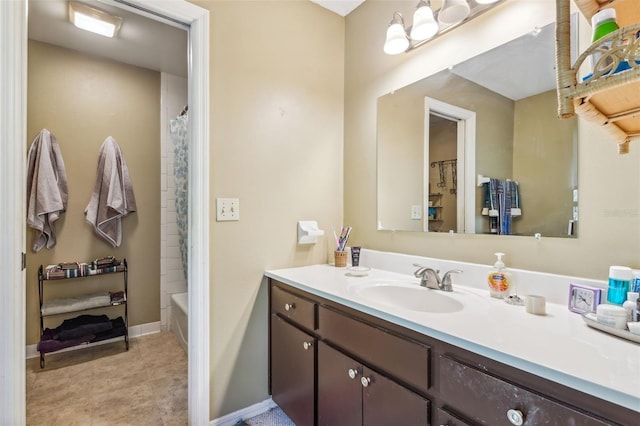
[26,129,68,252]
[38,314,117,352]
[90,316,126,343]
[41,292,111,316]
[45,263,90,279]
[53,314,113,341]
[85,137,137,247]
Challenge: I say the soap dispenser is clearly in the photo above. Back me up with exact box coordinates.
[488,252,511,299]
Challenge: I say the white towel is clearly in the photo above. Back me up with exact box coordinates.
[85,137,137,247]
[26,129,68,252]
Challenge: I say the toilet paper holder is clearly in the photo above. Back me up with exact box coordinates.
[297,221,325,244]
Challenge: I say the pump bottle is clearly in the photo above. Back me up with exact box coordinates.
[488,252,511,299]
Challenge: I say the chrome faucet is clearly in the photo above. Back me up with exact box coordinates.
[413,264,463,292]
[413,265,441,289]
[441,269,463,292]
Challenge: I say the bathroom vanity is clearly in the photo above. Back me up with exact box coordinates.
[266,259,639,426]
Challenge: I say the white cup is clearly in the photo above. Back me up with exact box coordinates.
[525,295,546,315]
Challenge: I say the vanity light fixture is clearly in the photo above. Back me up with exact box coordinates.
[383,0,507,55]
[68,1,122,38]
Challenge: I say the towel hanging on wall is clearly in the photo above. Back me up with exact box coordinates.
[26,129,68,252]
[85,137,137,247]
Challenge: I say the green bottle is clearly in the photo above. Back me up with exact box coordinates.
[590,9,620,75]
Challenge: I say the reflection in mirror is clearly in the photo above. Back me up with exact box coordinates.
[377,19,578,238]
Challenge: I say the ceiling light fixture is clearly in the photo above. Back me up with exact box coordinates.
[383,0,507,55]
[68,1,122,38]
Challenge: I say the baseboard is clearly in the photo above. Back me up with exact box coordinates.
[210,398,276,426]
[25,321,162,359]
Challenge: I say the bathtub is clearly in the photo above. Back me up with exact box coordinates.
[170,292,188,353]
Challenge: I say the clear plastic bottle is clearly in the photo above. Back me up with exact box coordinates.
[607,266,632,305]
[590,9,620,75]
[488,252,511,299]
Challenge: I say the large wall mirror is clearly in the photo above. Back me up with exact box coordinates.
[377,18,578,238]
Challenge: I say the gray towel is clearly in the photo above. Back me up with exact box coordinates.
[26,129,68,252]
[85,137,137,247]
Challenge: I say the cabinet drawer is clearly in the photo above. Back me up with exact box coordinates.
[433,407,471,426]
[439,356,610,426]
[319,306,430,394]
[271,284,316,331]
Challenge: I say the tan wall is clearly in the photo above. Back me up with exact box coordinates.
[197,0,345,418]
[377,91,424,231]
[344,0,640,278]
[512,90,577,237]
[26,40,161,345]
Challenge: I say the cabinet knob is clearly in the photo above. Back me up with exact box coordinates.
[506,409,524,426]
[360,376,371,388]
[302,341,313,350]
[348,368,360,379]
[284,303,295,311]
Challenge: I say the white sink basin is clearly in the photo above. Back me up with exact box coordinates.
[351,281,464,313]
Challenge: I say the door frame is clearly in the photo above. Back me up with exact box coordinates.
[424,97,476,234]
[0,1,211,423]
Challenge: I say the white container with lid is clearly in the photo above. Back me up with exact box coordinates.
[596,304,628,330]
[623,292,639,322]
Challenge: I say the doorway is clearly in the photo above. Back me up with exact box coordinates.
[424,97,476,234]
[0,0,210,423]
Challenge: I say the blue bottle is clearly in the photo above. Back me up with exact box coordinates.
[607,266,632,305]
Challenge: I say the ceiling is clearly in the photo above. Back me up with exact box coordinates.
[311,0,365,16]
[28,0,189,77]
[450,23,557,101]
[28,1,364,79]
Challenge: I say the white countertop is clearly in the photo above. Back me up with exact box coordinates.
[265,263,640,412]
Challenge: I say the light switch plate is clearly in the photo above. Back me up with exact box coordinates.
[216,198,239,221]
[411,205,422,220]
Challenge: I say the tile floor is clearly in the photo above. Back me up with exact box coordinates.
[26,331,187,425]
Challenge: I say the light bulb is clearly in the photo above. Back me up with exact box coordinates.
[410,1,439,41]
[438,0,471,26]
[384,13,409,55]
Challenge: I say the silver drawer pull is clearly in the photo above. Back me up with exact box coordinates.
[506,409,524,426]
[284,303,295,311]
[360,376,371,388]
[302,341,313,350]
[348,368,359,379]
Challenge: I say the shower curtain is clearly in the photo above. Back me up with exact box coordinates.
[170,110,189,280]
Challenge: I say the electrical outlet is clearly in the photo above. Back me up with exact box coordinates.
[216,198,239,221]
[411,205,422,220]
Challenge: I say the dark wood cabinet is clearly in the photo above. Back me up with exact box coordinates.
[268,279,638,426]
[439,355,611,426]
[433,407,472,426]
[318,341,363,426]
[319,306,431,395]
[270,314,316,426]
[318,342,429,426]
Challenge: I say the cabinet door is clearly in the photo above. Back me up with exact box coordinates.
[270,315,315,426]
[361,366,430,426]
[318,342,362,426]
